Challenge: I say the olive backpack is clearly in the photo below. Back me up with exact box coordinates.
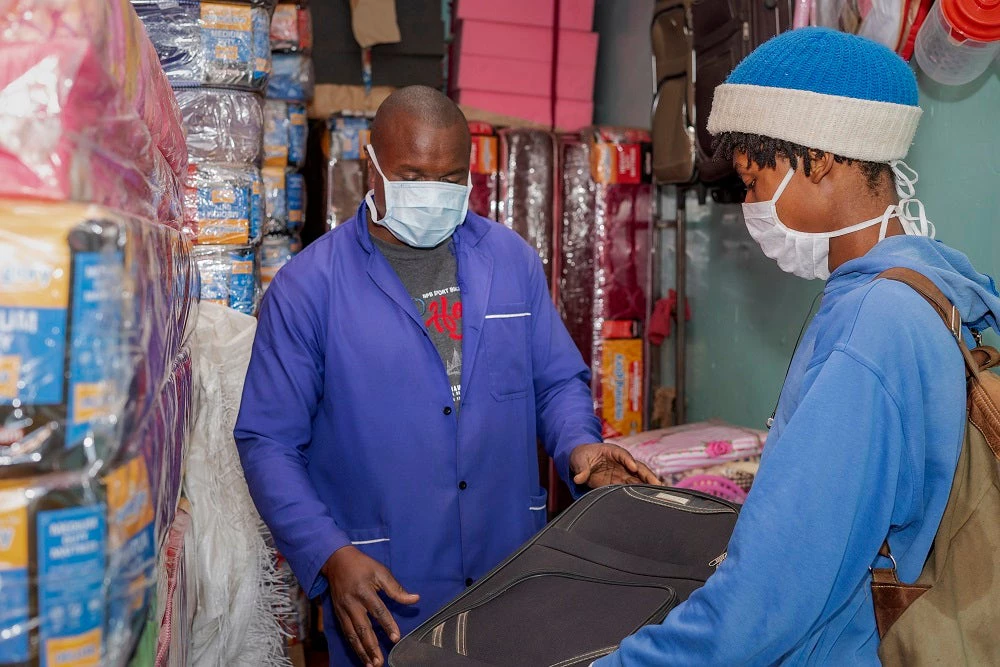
[871,268,1000,665]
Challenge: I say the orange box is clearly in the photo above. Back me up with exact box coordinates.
[600,339,644,438]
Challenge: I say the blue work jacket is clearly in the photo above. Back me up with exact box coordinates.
[234,202,601,664]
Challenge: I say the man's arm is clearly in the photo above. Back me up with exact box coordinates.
[525,252,603,485]
[595,349,908,665]
[234,277,348,599]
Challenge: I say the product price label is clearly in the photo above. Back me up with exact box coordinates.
[37,505,106,667]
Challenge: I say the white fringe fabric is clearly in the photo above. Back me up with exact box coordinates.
[185,303,294,667]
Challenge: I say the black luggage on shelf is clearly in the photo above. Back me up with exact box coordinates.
[389,485,739,667]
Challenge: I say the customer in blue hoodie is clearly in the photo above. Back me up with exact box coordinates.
[596,28,1000,666]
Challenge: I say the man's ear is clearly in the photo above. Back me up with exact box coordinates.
[807,149,835,184]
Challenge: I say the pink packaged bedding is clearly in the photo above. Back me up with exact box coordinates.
[0,0,187,222]
[611,420,767,483]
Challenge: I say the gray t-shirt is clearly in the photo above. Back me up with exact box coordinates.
[373,236,463,408]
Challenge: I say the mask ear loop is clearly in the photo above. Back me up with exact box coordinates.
[889,159,935,239]
[877,205,895,242]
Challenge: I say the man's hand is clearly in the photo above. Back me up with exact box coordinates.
[323,546,420,667]
[570,443,660,488]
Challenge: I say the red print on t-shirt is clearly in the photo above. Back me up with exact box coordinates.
[425,296,463,340]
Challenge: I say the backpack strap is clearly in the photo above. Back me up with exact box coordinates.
[876,267,981,379]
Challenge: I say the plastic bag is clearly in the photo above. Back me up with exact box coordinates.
[263,101,309,169]
[267,53,315,102]
[0,1,187,225]
[262,167,306,234]
[132,1,272,91]
[175,88,264,165]
[325,116,371,229]
[260,233,300,292]
[270,1,313,52]
[184,163,264,245]
[0,200,196,479]
[193,245,261,316]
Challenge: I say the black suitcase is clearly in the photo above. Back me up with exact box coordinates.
[389,485,739,667]
[691,0,793,182]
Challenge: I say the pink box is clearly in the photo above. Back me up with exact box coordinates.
[454,54,595,101]
[455,0,596,31]
[455,90,593,130]
[455,20,599,66]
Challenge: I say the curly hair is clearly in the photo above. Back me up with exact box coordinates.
[714,132,892,193]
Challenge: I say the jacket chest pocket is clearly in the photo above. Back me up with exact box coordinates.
[484,305,531,401]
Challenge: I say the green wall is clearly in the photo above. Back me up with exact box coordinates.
[663,68,1000,429]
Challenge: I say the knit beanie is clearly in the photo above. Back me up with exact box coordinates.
[707,28,921,162]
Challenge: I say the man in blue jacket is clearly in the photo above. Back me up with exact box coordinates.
[595,28,1000,666]
[235,86,657,667]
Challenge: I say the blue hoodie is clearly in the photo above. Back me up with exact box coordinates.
[596,236,1000,666]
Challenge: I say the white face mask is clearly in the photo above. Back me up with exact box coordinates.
[364,144,472,248]
[742,161,935,281]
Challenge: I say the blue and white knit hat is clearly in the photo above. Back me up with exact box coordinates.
[707,28,921,162]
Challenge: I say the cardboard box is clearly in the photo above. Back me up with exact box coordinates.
[455,20,599,66]
[453,54,595,101]
[454,90,593,130]
[600,339,644,438]
[455,0,596,31]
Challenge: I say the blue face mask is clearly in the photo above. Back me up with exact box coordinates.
[364,144,471,248]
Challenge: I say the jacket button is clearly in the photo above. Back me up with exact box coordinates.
[443,406,453,415]
[459,481,468,490]
[465,578,474,587]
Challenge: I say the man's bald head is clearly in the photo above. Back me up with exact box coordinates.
[365,87,472,244]
[371,86,469,153]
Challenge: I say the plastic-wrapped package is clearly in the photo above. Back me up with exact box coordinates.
[0,457,162,666]
[499,129,559,286]
[193,245,261,316]
[263,101,309,169]
[175,88,264,165]
[287,171,305,233]
[184,163,264,245]
[325,116,371,229]
[270,1,313,52]
[559,128,653,437]
[132,1,272,90]
[262,167,289,233]
[0,200,196,479]
[469,122,499,220]
[260,233,299,292]
[611,421,766,490]
[267,53,315,102]
[0,3,188,225]
[2,0,188,180]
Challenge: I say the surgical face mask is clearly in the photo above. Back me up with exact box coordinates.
[742,161,934,281]
[364,144,471,248]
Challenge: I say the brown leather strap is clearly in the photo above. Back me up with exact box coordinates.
[876,268,981,379]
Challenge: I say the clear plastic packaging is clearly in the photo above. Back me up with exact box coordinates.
[260,233,300,292]
[0,200,197,479]
[175,88,264,165]
[262,168,307,234]
[325,116,372,229]
[559,128,653,438]
[263,101,309,169]
[0,462,158,667]
[0,0,188,226]
[193,245,261,316]
[469,122,499,220]
[184,163,264,245]
[267,53,316,102]
[270,1,313,52]
[914,0,1000,85]
[132,1,273,91]
[499,129,558,286]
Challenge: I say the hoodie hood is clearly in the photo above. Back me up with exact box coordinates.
[828,235,1000,335]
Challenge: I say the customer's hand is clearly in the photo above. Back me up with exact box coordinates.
[323,546,420,667]
[570,443,660,488]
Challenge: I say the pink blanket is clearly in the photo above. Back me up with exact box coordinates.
[0,0,187,223]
